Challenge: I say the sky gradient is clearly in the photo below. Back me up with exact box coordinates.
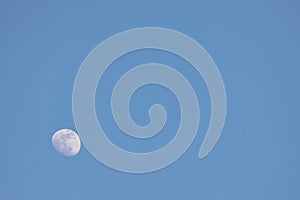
[1,0,299,199]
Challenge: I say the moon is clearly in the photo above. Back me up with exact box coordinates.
[51,129,81,157]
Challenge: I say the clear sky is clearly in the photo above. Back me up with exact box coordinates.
[1,0,299,199]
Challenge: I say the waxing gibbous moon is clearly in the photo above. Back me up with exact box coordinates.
[51,129,81,157]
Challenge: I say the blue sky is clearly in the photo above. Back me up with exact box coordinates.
[1,0,299,199]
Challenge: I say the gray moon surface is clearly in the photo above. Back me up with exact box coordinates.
[51,129,81,157]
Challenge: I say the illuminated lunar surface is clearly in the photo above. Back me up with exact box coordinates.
[51,129,81,157]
